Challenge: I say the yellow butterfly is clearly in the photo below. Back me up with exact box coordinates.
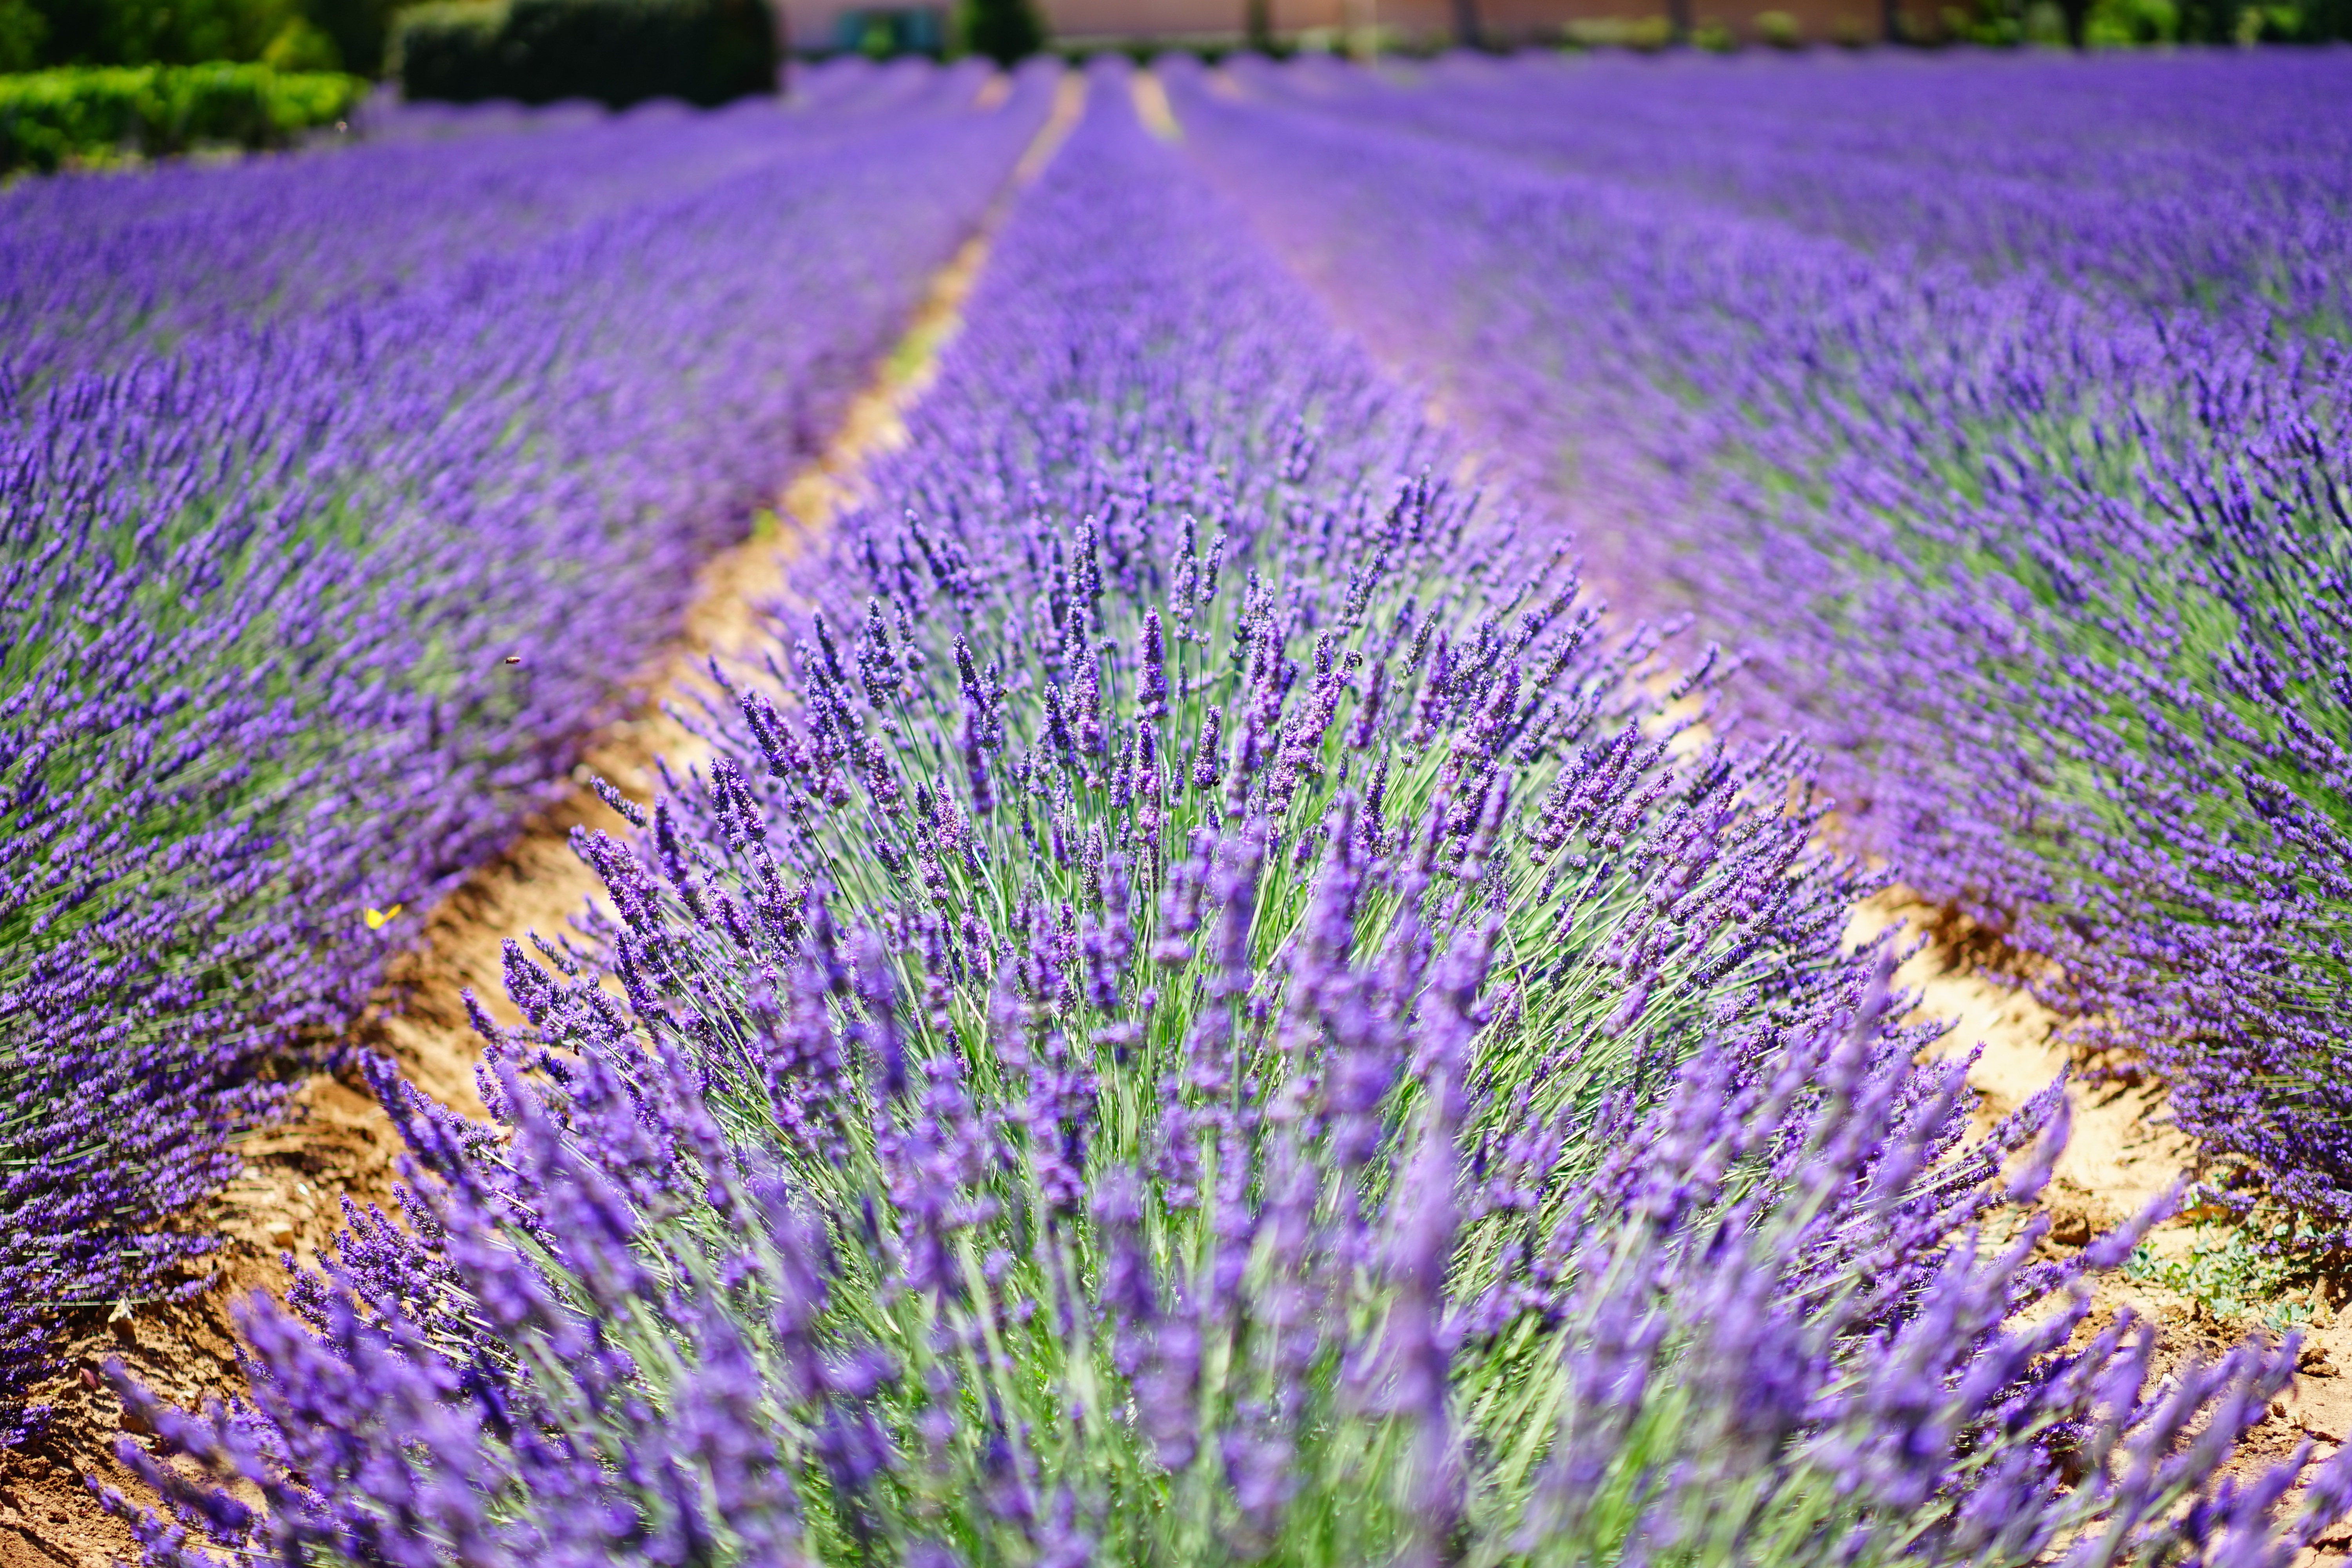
[364,903,405,930]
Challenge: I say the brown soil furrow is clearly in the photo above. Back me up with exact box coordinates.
[0,69,1084,1568]
[1851,890,2352,1548]
[1848,891,2194,1232]
[378,65,1085,1097]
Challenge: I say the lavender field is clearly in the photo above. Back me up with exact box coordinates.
[7,44,2352,1568]
[1169,47,2352,1247]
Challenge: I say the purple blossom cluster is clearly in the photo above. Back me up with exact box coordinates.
[1168,52,2352,1247]
[0,61,1055,1438]
[111,71,2352,1565]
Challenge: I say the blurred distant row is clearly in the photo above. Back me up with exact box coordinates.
[3,0,2348,177]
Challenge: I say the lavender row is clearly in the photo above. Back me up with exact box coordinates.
[1260,51,2352,332]
[0,62,1056,1439]
[0,59,1004,383]
[108,71,2351,1566]
[1169,53,2352,1247]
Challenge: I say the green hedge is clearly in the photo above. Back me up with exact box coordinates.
[0,61,363,171]
[955,0,1040,62]
[393,0,776,107]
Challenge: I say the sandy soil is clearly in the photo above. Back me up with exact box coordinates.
[1131,70,1182,142]
[0,71,1085,1568]
[374,67,1084,1088]
[1848,892,2195,1234]
[1853,891,2352,1558]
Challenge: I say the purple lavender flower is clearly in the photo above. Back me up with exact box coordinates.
[102,63,2352,1568]
[1169,49,2352,1248]
[0,57,1062,1430]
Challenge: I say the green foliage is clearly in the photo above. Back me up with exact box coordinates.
[29,0,338,69]
[0,60,362,172]
[298,0,386,74]
[1936,0,2022,43]
[1944,0,2351,41]
[2289,0,2352,38]
[1755,10,1805,45]
[392,0,777,107]
[2234,1,2332,35]
[260,14,341,64]
[388,0,505,94]
[1560,14,1675,47]
[7,0,403,78]
[833,6,942,56]
[953,0,1038,65]
[2084,0,2176,41]
[0,0,47,69]
[2125,1220,2320,1331]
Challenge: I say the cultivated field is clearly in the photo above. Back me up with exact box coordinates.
[5,45,2352,1568]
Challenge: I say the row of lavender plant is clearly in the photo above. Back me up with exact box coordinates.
[0,61,1056,1440]
[2,58,1004,381]
[1167,53,2352,1251]
[108,71,2351,1566]
[1263,50,2352,332]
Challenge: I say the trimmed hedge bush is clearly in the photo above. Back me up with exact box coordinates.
[388,0,500,95]
[393,0,777,107]
[956,0,1040,62]
[0,61,362,172]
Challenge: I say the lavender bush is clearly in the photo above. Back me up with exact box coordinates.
[1168,52,2352,1250]
[1240,51,2352,330]
[0,61,1056,1439]
[110,76,2352,1566]
[3,60,1012,379]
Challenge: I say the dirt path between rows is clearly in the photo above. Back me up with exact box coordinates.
[0,69,1084,1568]
[1854,891,2352,1559]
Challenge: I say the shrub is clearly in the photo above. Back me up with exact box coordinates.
[1755,8,1804,43]
[2084,0,2178,39]
[257,12,340,64]
[0,0,46,69]
[955,0,1039,64]
[1561,15,1675,48]
[299,0,390,74]
[387,0,502,97]
[10,0,447,76]
[393,0,778,107]
[831,5,944,55]
[0,61,362,172]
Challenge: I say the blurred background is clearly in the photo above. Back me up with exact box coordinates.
[0,0,2338,95]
